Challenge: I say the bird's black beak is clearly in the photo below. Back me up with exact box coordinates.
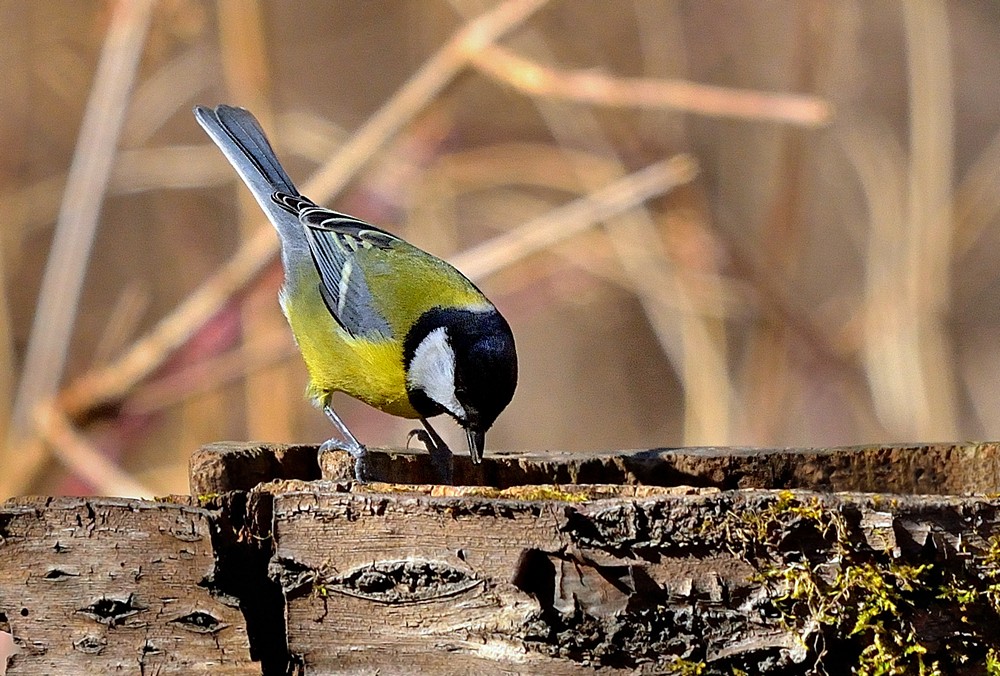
[466,427,485,464]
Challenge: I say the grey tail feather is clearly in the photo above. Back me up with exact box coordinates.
[193,104,298,198]
[195,104,311,253]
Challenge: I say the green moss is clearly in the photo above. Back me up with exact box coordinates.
[463,485,589,502]
[987,648,1000,675]
[709,492,999,674]
[668,657,706,675]
[196,492,221,506]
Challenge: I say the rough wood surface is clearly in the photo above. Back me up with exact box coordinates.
[0,497,254,674]
[7,442,1000,674]
[192,440,1000,495]
[190,441,321,496]
[256,480,1000,674]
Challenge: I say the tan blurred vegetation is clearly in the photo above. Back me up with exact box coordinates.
[1,0,997,498]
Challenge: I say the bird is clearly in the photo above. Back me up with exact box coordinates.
[194,104,517,481]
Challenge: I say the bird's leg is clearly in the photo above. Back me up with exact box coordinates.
[321,405,370,482]
[409,418,454,485]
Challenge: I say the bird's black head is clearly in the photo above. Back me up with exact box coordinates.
[403,306,517,462]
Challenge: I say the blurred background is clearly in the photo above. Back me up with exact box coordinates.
[1,0,997,498]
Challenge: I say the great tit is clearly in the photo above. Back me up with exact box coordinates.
[194,105,517,479]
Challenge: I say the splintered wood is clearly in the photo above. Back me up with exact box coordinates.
[4,442,1000,674]
[0,497,253,675]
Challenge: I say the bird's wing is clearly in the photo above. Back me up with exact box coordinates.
[273,193,396,339]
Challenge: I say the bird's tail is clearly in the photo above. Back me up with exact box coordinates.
[194,105,304,245]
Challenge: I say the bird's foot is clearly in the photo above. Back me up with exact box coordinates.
[407,427,454,485]
[319,436,371,483]
[320,404,370,482]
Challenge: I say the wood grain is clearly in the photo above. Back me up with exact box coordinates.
[257,480,1000,673]
[0,497,254,674]
[191,440,1000,495]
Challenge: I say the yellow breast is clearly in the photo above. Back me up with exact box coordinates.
[281,266,420,418]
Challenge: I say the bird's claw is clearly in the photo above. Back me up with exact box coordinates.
[319,436,370,482]
[406,428,433,450]
[407,426,454,485]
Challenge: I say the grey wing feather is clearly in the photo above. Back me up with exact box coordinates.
[286,197,396,339]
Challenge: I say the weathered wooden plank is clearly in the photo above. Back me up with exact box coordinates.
[190,441,321,496]
[0,497,255,675]
[191,441,1000,494]
[258,480,1000,674]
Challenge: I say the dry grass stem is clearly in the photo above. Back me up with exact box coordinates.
[492,22,733,444]
[0,245,13,446]
[92,284,151,367]
[899,0,958,439]
[33,401,154,499]
[59,225,277,417]
[953,128,1000,258]
[217,0,294,442]
[3,0,156,497]
[853,0,959,440]
[123,43,213,145]
[2,145,231,239]
[472,45,833,127]
[454,155,698,280]
[300,0,549,202]
[125,328,295,416]
[414,144,747,318]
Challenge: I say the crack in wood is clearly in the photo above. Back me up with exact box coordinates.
[76,594,148,627]
[323,560,482,604]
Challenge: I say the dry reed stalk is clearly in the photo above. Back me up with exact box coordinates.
[1,45,215,246]
[850,121,928,439]
[58,0,548,421]
[0,246,13,447]
[124,43,214,144]
[296,0,549,202]
[476,18,733,444]
[91,284,151,367]
[453,156,698,279]
[216,0,295,442]
[471,45,833,127]
[3,0,156,498]
[900,0,957,439]
[953,128,1000,258]
[33,401,154,498]
[125,327,295,416]
[1,145,232,246]
[412,144,746,318]
[734,6,817,443]
[856,2,957,440]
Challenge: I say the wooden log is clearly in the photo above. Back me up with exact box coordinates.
[0,497,255,675]
[251,479,1000,674]
[6,441,1000,674]
[191,440,1000,495]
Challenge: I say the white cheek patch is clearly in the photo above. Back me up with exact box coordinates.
[407,327,465,419]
